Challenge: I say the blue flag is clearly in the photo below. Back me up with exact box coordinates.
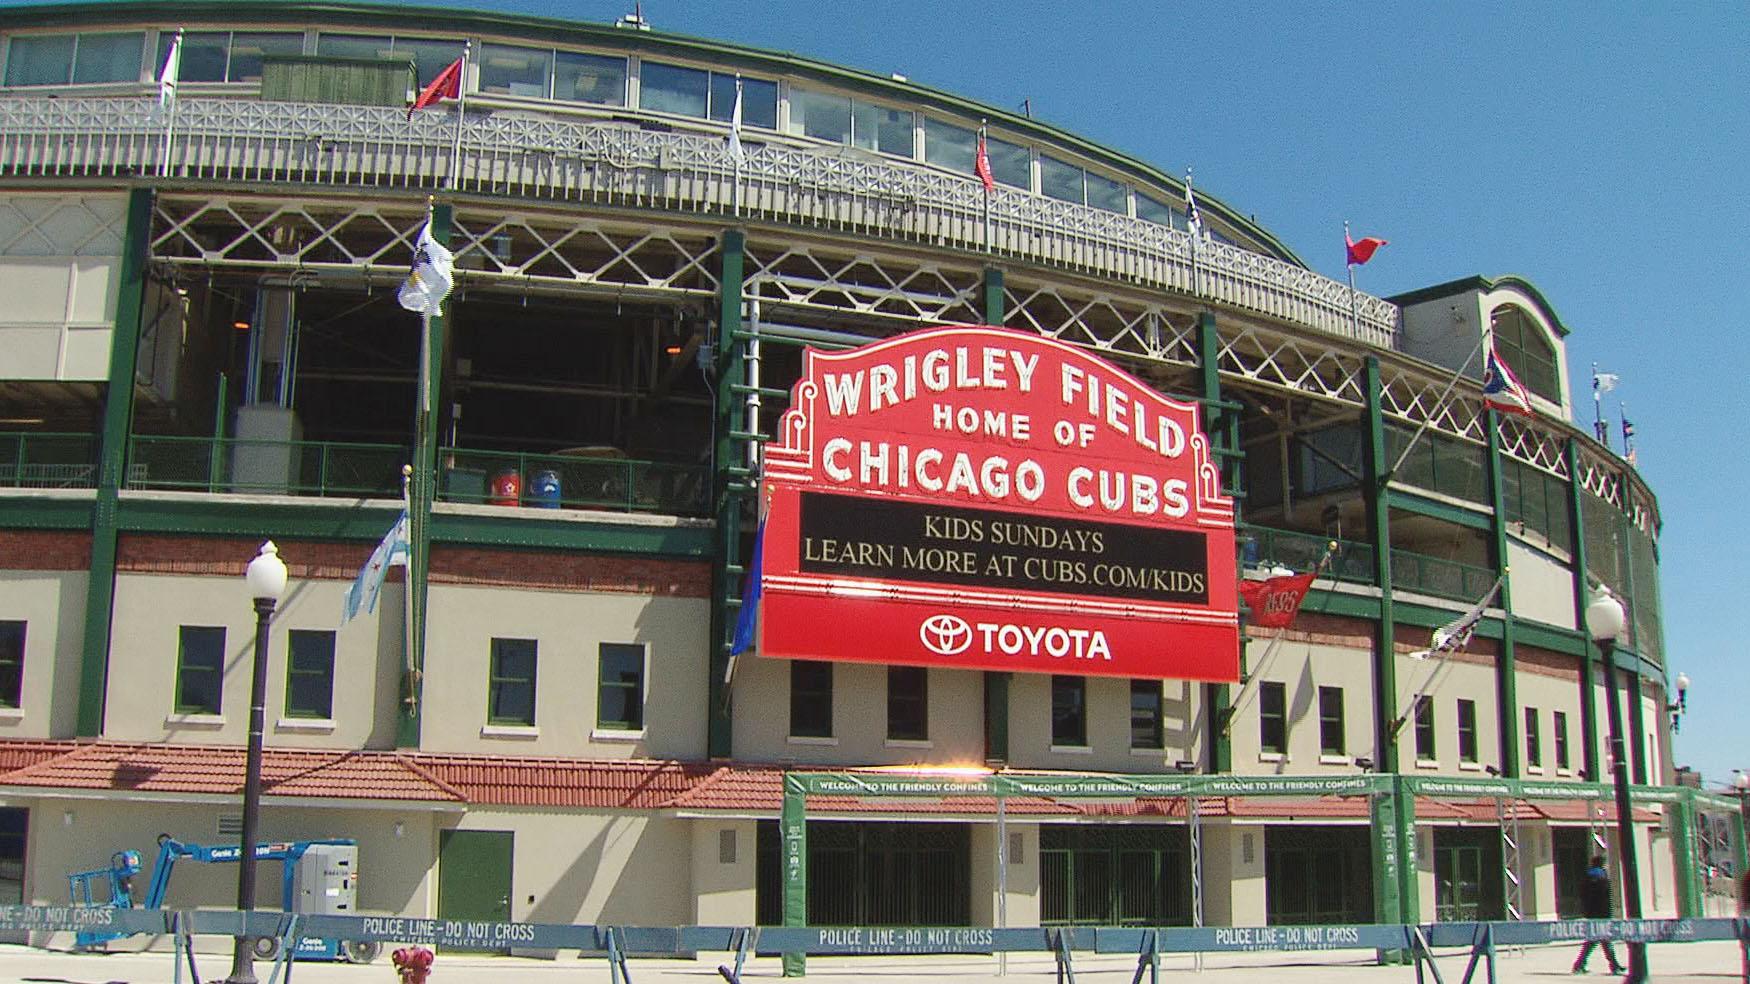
[729,518,764,656]
[342,511,410,623]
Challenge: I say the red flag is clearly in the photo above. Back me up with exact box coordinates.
[408,57,464,119]
[1238,573,1317,628]
[1345,232,1387,266]
[975,131,995,193]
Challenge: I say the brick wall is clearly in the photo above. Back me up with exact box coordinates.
[0,529,91,570]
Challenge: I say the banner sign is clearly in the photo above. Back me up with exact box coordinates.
[758,325,1238,681]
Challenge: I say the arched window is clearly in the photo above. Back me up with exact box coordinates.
[1489,305,1559,404]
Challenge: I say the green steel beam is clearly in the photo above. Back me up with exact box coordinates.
[1564,440,1601,782]
[708,229,747,761]
[1669,793,1700,916]
[76,187,153,738]
[982,265,1004,326]
[980,264,1010,762]
[0,495,95,530]
[1198,313,1237,774]
[781,775,807,977]
[429,514,713,556]
[1362,358,1398,774]
[1388,489,1492,531]
[1485,410,1520,778]
[1616,503,1649,785]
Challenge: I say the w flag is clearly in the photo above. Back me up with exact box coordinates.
[1238,573,1317,629]
[1184,169,1202,236]
[1345,232,1387,266]
[397,221,454,315]
[729,518,765,657]
[1482,345,1535,417]
[408,56,463,119]
[1593,370,1619,394]
[974,130,995,193]
[727,76,746,163]
[158,29,182,110]
[343,511,410,623]
[1425,574,1505,656]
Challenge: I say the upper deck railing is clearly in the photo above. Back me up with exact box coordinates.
[0,94,1401,349]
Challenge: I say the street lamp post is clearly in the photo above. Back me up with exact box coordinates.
[227,541,287,984]
[1585,587,1646,984]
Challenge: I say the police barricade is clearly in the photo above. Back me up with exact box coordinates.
[1424,917,1750,984]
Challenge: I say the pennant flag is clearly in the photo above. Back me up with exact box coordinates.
[1482,345,1536,416]
[975,128,995,193]
[1593,370,1619,394]
[727,76,746,163]
[1422,574,1505,657]
[1184,169,1202,236]
[1238,573,1317,629]
[1345,232,1388,266]
[397,221,454,315]
[408,56,464,119]
[343,511,410,623]
[730,517,765,657]
[158,29,182,111]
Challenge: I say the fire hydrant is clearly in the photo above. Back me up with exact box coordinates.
[392,945,434,984]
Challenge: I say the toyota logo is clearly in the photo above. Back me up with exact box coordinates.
[919,614,974,656]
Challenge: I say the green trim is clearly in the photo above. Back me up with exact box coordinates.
[1388,489,1492,531]
[1362,357,1399,773]
[1198,313,1233,774]
[0,494,95,529]
[76,187,152,738]
[1513,620,1585,656]
[0,2,1299,265]
[1669,795,1700,916]
[982,266,1004,326]
[780,777,807,977]
[708,229,746,761]
[1386,275,1573,338]
[428,512,712,556]
[1486,410,1520,778]
[1565,439,1600,781]
[117,497,402,538]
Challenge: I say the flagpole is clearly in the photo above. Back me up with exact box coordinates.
[401,463,417,712]
[1344,220,1363,339]
[731,76,744,218]
[447,41,471,191]
[1382,332,1487,485]
[980,122,992,253]
[159,28,183,179]
[1186,167,1200,299]
[1389,571,1508,737]
[1591,363,1604,445]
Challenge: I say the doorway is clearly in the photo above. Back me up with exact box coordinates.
[437,829,513,951]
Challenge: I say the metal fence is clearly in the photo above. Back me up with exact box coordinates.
[0,432,99,489]
[440,448,708,516]
[129,435,409,498]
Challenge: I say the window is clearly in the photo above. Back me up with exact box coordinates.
[1524,706,1541,768]
[789,88,850,143]
[1137,194,1189,231]
[488,637,537,726]
[478,43,551,98]
[1457,699,1478,763]
[1489,305,1560,404]
[5,32,144,87]
[552,50,625,106]
[789,661,833,738]
[0,622,22,708]
[1051,675,1086,747]
[923,117,974,172]
[1085,171,1127,213]
[886,665,927,741]
[1414,698,1436,761]
[640,60,708,116]
[1318,686,1345,756]
[596,642,645,730]
[1259,681,1286,755]
[317,34,468,88]
[788,88,912,154]
[156,31,300,84]
[175,626,226,715]
[284,630,335,719]
[1130,680,1163,750]
[1039,155,1084,203]
[707,74,776,128]
[851,101,913,155]
[1554,710,1570,770]
[984,134,1030,189]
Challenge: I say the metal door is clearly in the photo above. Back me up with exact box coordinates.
[437,829,513,951]
[1436,845,1483,921]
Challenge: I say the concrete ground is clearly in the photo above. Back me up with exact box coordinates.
[0,940,1741,983]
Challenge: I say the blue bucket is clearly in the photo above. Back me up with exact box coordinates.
[529,469,562,508]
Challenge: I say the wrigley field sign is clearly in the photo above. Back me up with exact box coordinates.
[757,325,1238,681]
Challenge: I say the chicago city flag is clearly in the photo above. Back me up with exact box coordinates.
[343,512,410,623]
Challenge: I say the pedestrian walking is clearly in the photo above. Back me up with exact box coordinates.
[1572,854,1623,975]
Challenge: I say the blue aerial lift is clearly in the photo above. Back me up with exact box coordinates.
[67,834,379,962]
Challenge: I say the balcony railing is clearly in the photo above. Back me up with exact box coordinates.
[439,448,707,516]
[130,435,410,498]
[1243,524,1497,604]
[0,432,99,489]
[1389,549,1497,604]
[0,95,1402,349]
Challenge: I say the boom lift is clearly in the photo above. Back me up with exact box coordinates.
[67,834,380,962]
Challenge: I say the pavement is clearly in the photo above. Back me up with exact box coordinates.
[0,940,1741,984]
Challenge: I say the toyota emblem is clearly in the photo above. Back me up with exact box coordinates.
[919,614,974,656]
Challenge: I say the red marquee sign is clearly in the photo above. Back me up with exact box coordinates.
[755,325,1237,682]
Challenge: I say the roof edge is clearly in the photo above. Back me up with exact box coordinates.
[1388,274,1572,338]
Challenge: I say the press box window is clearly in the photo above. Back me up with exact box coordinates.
[886,665,927,741]
[1457,698,1478,763]
[0,621,23,708]
[984,134,1030,189]
[478,43,551,98]
[923,118,973,173]
[708,74,776,128]
[597,642,646,731]
[1130,680,1164,750]
[488,637,537,726]
[175,626,226,715]
[1050,675,1086,747]
[1318,686,1345,755]
[789,660,833,738]
[1258,681,1286,754]
[317,34,469,88]
[5,32,145,87]
[284,629,335,719]
[157,31,302,84]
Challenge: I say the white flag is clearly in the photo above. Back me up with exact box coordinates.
[1593,371,1619,394]
[727,76,746,164]
[1184,167,1203,237]
[397,221,454,315]
[158,29,183,111]
[1426,574,1506,655]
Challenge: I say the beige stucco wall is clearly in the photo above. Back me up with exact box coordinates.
[0,568,87,740]
[690,818,755,925]
[1230,641,1374,774]
[1399,656,1499,775]
[1201,821,1266,925]
[1515,670,1584,778]
[1507,540,1577,631]
[104,571,404,749]
[422,586,707,759]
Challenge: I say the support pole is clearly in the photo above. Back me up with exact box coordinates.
[1564,440,1601,781]
[1362,357,1400,775]
[1599,634,1648,983]
[781,776,807,978]
[1484,410,1520,778]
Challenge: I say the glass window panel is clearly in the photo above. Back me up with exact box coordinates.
[488,637,537,726]
[1415,700,1436,760]
[596,642,645,730]
[708,74,776,128]
[886,665,927,741]
[1553,711,1570,769]
[1457,699,1478,762]
[479,43,551,98]
[396,38,467,88]
[71,32,143,85]
[172,32,229,83]
[1259,681,1286,754]
[985,135,1029,188]
[640,60,708,117]
[316,33,393,60]
[1085,171,1127,213]
[554,50,625,106]
[1129,680,1163,749]
[789,660,833,738]
[4,35,75,87]
[789,87,850,143]
[923,117,974,172]
[1051,675,1086,746]
[225,32,302,84]
[176,626,225,715]
[1040,156,1084,203]
[1524,707,1540,766]
[0,622,22,709]
[852,101,912,155]
[1137,194,1189,231]
[1318,686,1345,755]
[285,629,335,719]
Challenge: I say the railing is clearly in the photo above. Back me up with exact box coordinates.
[1390,548,1496,603]
[1240,525,1376,585]
[129,435,409,498]
[0,95,1402,349]
[440,447,708,516]
[0,432,99,489]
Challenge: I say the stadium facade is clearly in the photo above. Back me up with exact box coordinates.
[0,0,1740,942]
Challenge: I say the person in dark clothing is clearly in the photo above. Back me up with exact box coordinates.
[1572,855,1623,975]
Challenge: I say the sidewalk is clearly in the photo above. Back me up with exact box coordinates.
[0,940,1739,983]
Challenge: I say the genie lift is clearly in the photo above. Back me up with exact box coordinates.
[68,835,380,962]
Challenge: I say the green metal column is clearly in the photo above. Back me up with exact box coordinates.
[981,264,1010,763]
[1485,410,1520,777]
[1670,792,1701,916]
[708,229,748,760]
[396,203,450,749]
[1370,774,1419,934]
[982,265,1004,326]
[1198,312,1237,774]
[781,775,807,977]
[1732,804,1749,884]
[1564,439,1601,781]
[1362,357,1399,773]
[1618,506,1649,785]
[76,187,154,738]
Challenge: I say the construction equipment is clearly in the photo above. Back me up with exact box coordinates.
[68,834,380,963]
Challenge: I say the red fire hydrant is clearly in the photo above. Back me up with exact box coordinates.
[392,945,434,984]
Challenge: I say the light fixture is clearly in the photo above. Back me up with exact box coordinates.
[1353,756,1374,772]
[232,320,251,332]
[1669,671,1690,732]
[1173,760,1197,774]
[1584,588,1626,643]
[228,540,289,984]
[1483,764,1501,777]
[1734,770,1748,793]
[1585,586,1648,982]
